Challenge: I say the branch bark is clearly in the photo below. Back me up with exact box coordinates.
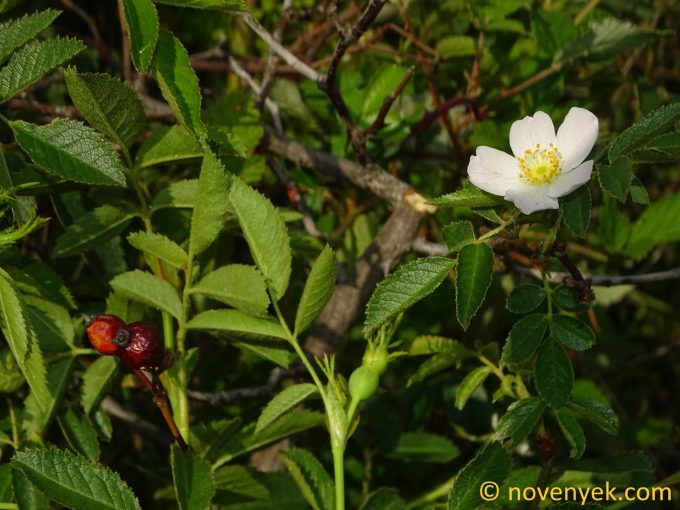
[239,13,322,82]
[262,126,415,209]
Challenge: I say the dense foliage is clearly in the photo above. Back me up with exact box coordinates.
[1,1,679,509]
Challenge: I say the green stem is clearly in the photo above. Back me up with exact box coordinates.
[162,312,175,351]
[176,255,194,355]
[332,446,346,510]
[478,355,504,380]
[542,270,553,318]
[476,210,521,243]
[270,296,327,400]
[170,253,195,440]
[270,293,347,509]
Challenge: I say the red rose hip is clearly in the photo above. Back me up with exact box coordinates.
[85,314,126,355]
[117,322,166,371]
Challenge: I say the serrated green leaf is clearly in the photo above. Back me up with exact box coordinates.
[554,409,585,459]
[550,315,595,351]
[551,285,590,312]
[430,181,505,208]
[64,70,145,149]
[25,296,73,352]
[361,64,408,121]
[12,468,49,510]
[191,264,269,316]
[626,191,680,259]
[228,177,292,301]
[187,309,288,340]
[153,0,248,10]
[0,211,47,247]
[558,17,656,63]
[213,465,270,501]
[171,444,215,510]
[502,313,548,365]
[7,261,76,310]
[495,398,545,446]
[630,131,680,163]
[0,9,60,63]
[609,103,680,162]
[566,451,652,476]
[294,245,336,336]
[152,179,198,210]
[11,119,127,187]
[364,257,454,337]
[191,417,242,461]
[535,339,573,408]
[448,442,511,510]
[455,366,492,410]
[127,231,188,269]
[270,79,321,132]
[473,207,503,224]
[443,221,475,252]
[280,448,334,510]
[407,352,471,386]
[0,465,11,504]
[598,158,633,203]
[406,336,472,357]
[0,273,50,411]
[53,204,138,258]
[232,338,294,368]
[506,284,546,314]
[388,432,460,463]
[24,353,73,439]
[455,243,493,329]
[0,349,24,393]
[0,37,84,101]
[110,270,182,319]
[360,488,406,510]
[567,396,619,435]
[214,411,324,468]
[81,356,119,415]
[0,142,32,225]
[121,0,159,71]
[153,30,206,140]
[629,177,649,205]
[561,185,591,237]
[135,125,203,168]
[57,408,100,462]
[190,152,229,255]
[436,35,476,58]
[256,384,318,434]
[12,448,141,510]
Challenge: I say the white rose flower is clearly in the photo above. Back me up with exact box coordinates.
[467,107,599,215]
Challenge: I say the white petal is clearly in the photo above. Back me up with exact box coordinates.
[509,111,556,158]
[505,184,559,215]
[467,146,521,196]
[548,160,593,198]
[556,107,599,171]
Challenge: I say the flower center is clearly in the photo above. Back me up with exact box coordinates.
[517,143,562,185]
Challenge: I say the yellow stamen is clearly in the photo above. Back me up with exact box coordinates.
[518,143,562,185]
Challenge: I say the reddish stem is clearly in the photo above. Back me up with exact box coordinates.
[132,368,189,451]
